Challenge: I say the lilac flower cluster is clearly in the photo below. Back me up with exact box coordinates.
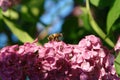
[0,0,20,11]
[0,35,120,80]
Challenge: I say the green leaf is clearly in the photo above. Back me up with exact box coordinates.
[3,18,34,43]
[0,9,2,19]
[80,7,92,31]
[90,0,113,7]
[115,52,120,76]
[90,0,100,7]
[107,0,120,34]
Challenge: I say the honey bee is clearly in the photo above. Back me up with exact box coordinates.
[47,33,63,41]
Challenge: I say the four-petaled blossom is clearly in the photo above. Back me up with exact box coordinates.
[114,36,120,53]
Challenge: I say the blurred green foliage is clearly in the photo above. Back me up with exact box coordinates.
[0,0,120,47]
[115,52,120,76]
[0,0,44,45]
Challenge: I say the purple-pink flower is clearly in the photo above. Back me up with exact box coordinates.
[0,35,120,80]
[0,0,20,11]
[0,45,26,80]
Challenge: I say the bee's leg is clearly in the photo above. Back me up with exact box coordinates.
[55,37,59,41]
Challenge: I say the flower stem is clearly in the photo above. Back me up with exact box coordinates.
[86,0,114,47]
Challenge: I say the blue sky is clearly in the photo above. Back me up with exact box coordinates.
[37,0,74,34]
